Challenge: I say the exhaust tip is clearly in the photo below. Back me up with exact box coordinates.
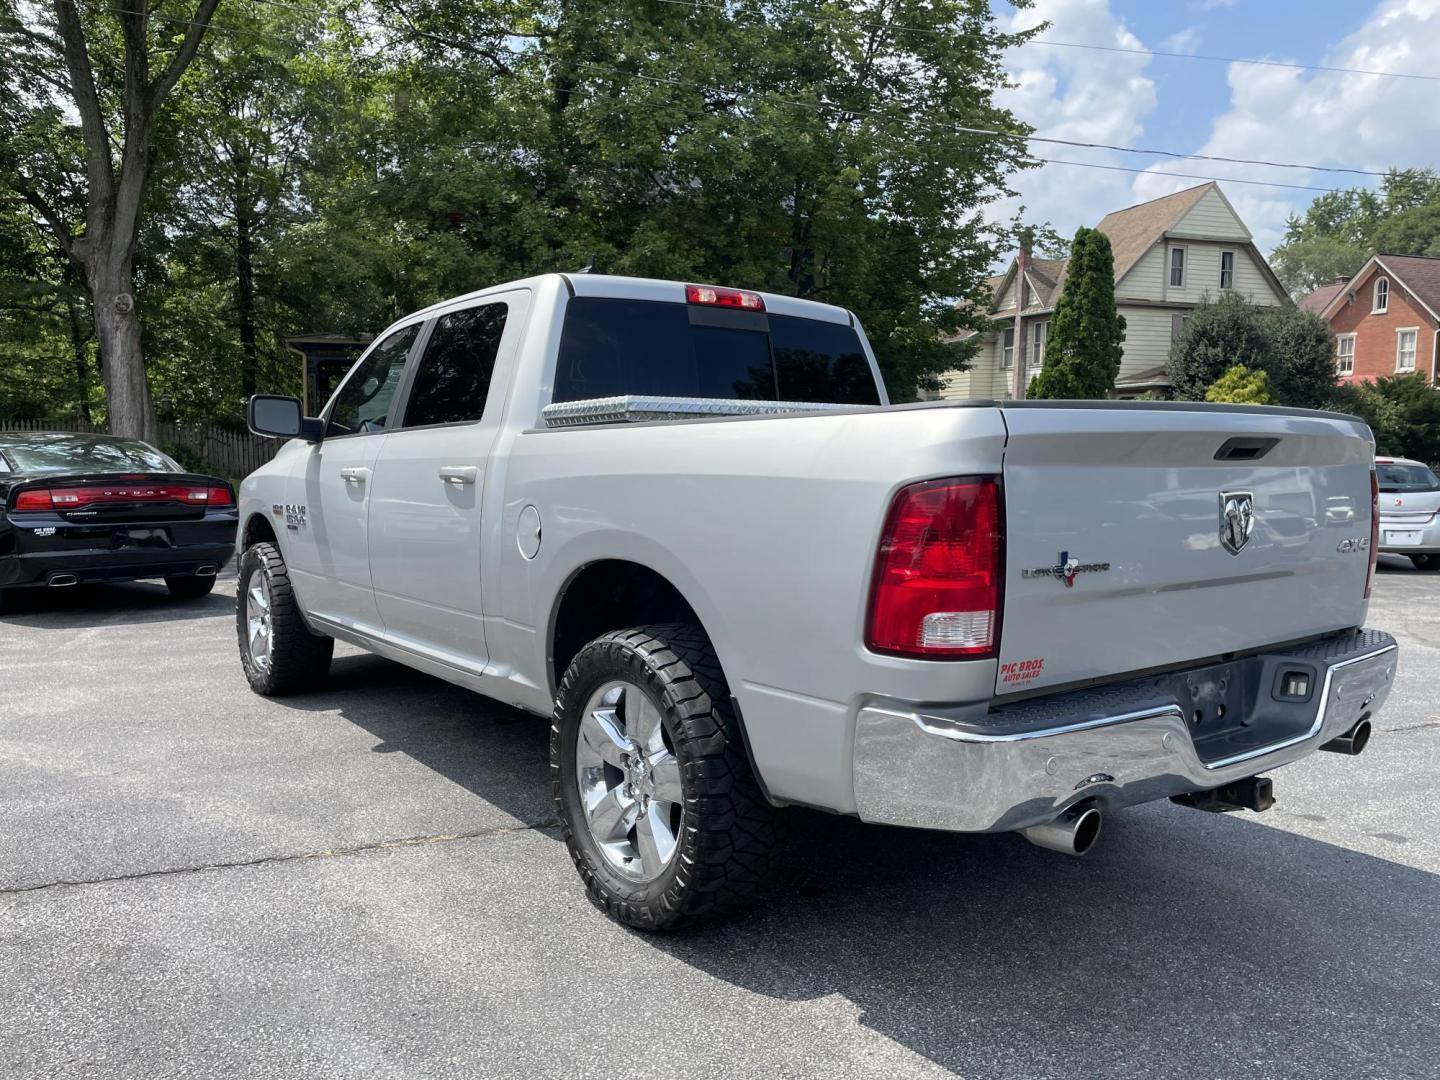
[1071,807,1103,855]
[1020,806,1103,857]
[195,564,218,577]
[1320,717,1372,756]
[48,573,78,587]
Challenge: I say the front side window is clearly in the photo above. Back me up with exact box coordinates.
[1220,250,1235,289]
[327,325,419,437]
[1336,333,1355,375]
[1169,247,1186,288]
[402,304,509,428]
[999,326,1015,369]
[1373,277,1389,313]
[1396,328,1417,372]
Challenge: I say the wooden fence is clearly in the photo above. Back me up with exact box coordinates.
[0,416,280,480]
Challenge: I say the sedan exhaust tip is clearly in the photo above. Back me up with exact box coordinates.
[1320,718,1372,756]
[47,573,78,587]
[195,564,219,577]
[1020,806,1103,857]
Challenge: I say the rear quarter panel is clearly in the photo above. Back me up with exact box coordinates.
[488,404,1008,811]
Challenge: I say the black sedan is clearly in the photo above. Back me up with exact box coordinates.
[0,431,237,607]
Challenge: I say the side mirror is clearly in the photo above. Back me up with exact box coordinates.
[248,395,324,442]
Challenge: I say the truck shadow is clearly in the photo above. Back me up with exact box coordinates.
[306,651,1440,1079]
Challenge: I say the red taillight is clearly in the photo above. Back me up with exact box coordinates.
[685,283,765,311]
[866,477,1004,659]
[13,489,53,511]
[9,484,230,510]
[1365,468,1379,600]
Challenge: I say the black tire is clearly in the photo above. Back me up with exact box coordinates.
[165,574,216,600]
[236,542,333,695]
[551,623,778,930]
[1409,553,1440,571]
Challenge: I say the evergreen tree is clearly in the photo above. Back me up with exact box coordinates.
[1205,365,1274,405]
[1028,227,1126,399]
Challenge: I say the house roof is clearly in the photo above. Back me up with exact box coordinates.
[1095,182,1216,281]
[1316,253,1440,323]
[1299,280,1348,314]
[972,182,1228,317]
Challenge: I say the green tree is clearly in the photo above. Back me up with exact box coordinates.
[0,0,225,440]
[1027,226,1125,399]
[1270,168,1440,294]
[1205,364,1274,405]
[1167,292,1335,408]
[1330,374,1440,464]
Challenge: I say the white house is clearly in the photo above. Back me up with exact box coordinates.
[939,182,1291,400]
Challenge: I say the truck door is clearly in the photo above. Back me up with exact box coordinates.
[367,292,527,670]
[288,324,419,634]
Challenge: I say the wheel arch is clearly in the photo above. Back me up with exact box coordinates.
[547,558,708,697]
[241,511,278,551]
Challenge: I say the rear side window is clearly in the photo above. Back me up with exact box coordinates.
[403,304,509,427]
[553,297,880,406]
[328,325,418,437]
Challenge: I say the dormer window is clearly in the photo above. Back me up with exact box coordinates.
[1373,276,1389,313]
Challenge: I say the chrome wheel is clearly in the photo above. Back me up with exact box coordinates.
[574,680,684,882]
[245,574,273,671]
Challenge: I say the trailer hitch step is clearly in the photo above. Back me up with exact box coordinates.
[1171,775,1275,814]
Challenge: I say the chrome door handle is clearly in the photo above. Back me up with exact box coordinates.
[339,467,370,484]
[439,466,478,486]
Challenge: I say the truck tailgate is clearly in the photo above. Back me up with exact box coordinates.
[995,406,1374,696]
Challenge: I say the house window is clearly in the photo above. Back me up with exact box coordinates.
[1336,333,1356,375]
[1170,313,1191,341]
[1000,326,1015,369]
[1373,277,1389,313]
[1030,321,1047,369]
[1169,247,1186,288]
[1396,328,1418,372]
[1220,250,1235,290]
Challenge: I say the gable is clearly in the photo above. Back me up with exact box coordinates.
[1171,186,1251,242]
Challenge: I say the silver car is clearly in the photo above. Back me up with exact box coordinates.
[1376,456,1440,571]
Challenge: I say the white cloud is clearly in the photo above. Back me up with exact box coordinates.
[1161,26,1202,55]
[1195,0,1237,10]
[990,0,1158,248]
[1135,0,1440,253]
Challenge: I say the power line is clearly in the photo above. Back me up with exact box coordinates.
[1033,158,1342,194]
[652,0,1440,84]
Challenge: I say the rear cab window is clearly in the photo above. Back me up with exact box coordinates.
[552,297,881,406]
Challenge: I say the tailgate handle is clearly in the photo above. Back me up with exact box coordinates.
[1214,437,1279,462]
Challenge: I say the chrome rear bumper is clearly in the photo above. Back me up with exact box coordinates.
[852,631,1397,833]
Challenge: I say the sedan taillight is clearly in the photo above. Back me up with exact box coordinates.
[866,476,1004,659]
[11,484,233,510]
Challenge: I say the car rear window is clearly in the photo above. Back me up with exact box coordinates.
[1,435,178,475]
[1377,462,1440,492]
[552,297,880,405]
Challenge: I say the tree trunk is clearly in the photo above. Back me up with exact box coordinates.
[236,198,258,401]
[89,263,156,443]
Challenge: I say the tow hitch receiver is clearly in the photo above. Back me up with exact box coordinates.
[1171,775,1275,814]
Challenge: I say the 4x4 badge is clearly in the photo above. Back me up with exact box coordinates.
[1219,490,1255,555]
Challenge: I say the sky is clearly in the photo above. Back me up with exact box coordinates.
[990,0,1440,257]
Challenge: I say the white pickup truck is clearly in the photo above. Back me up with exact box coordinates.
[240,273,1397,929]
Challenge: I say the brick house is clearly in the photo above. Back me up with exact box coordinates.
[1300,254,1440,385]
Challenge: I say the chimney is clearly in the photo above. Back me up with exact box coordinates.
[1013,229,1033,399]
[1332,275,1352,285]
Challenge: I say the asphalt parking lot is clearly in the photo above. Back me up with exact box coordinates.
[2,558,1438,1079]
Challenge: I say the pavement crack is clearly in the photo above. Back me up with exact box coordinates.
[1383,720,1440,734]
[0,818,561,897]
